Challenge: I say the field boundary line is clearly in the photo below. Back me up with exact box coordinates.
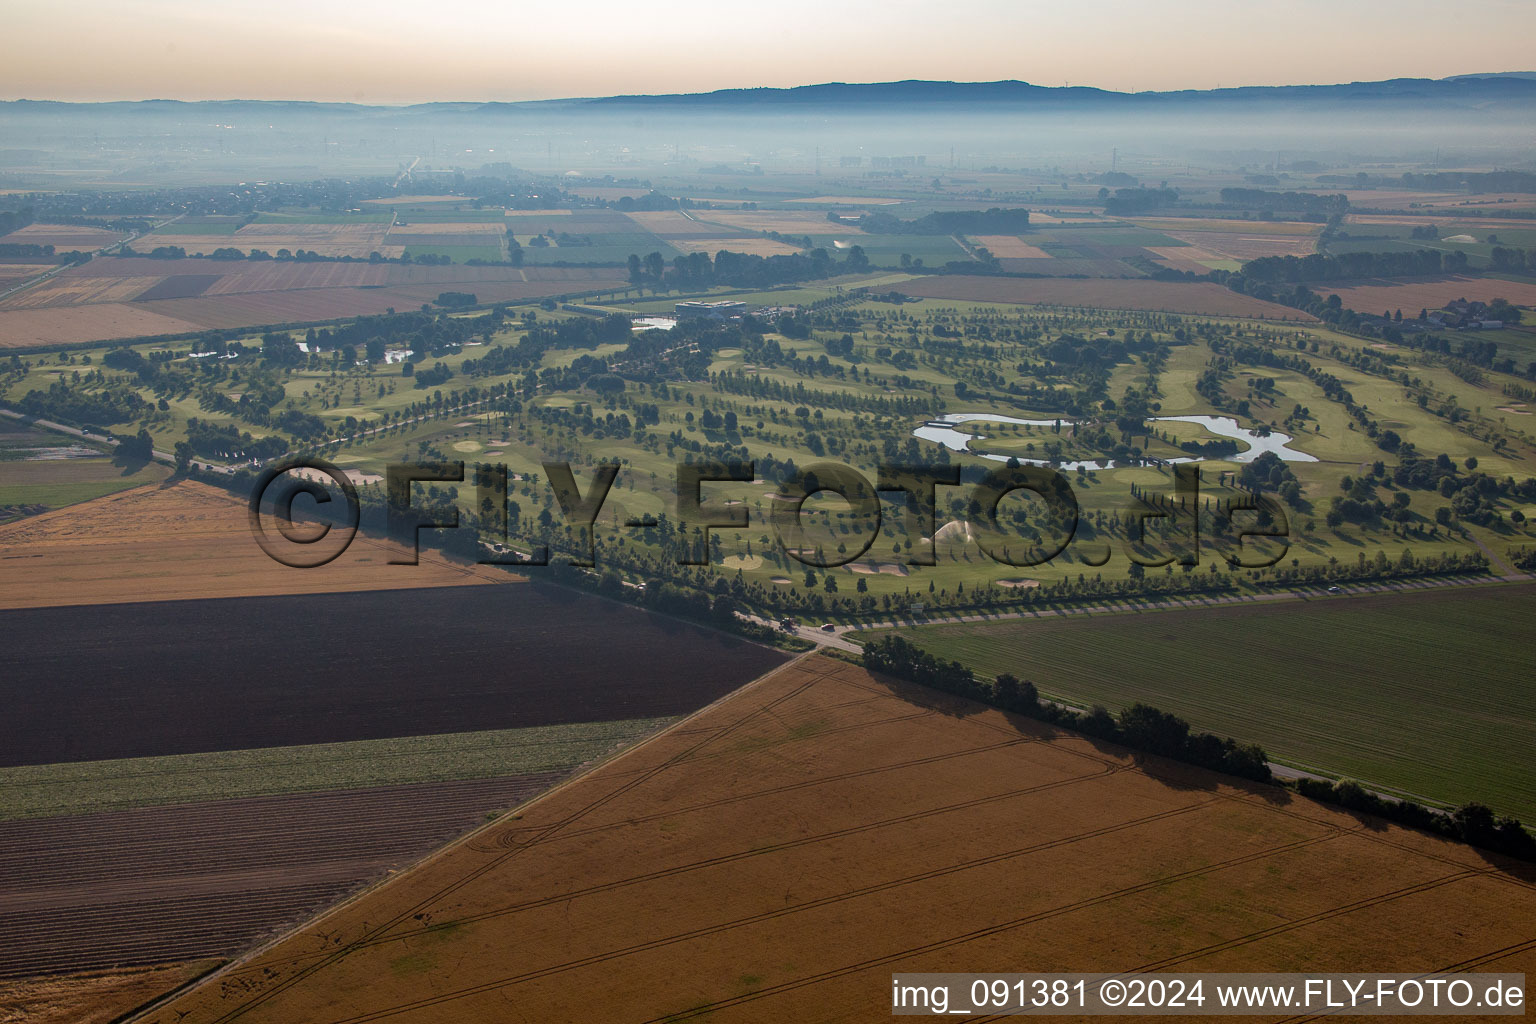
[142,653,823,1024]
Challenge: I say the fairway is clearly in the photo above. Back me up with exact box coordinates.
[858,584,1536,819]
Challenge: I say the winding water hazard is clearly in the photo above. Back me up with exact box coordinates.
[914,412,1318,471]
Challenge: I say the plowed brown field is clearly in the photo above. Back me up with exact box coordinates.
[1318,274,1536,313]
[143,656,1536,1024]
[0,481,506,610]
[0,260,626,347]
[0,775,572,979]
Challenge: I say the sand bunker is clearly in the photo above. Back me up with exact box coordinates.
[849,563,909,576]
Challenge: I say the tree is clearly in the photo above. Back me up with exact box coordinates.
[173,441,195,474]
[993,673,1038,712]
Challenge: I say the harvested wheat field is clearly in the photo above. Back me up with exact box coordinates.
[969,235,1051,258]
[0,961,220,1024]
[0,262,624,346]
[0,303,205,348]
[1161,231,1318,261]
[785,196,905,205]
[0,223,127,250]
[383,222,504,237]
[1319,274,1536,313]
[1127,217,1321,237]
[143,655,1536,1024]
[0,480,508,610]
[669,236,803,257]
[0,274,164,309]
[702,210,867,235]
[622,210,737,238]
[132,223,397,260]
[0,263,51,283]
[897,276,1316,319]
[1147,247,1225,273]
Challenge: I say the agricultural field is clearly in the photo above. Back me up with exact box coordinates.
[0,582,789,764]
[1121,216,1322,264]
[0,222,127,250]
[669,236,803,257]
[132,221,398,259]
[0,258,627,346]
[0,420,169,519]
[0,717,676,820]
[0,481,505,609]
[0,262,53,284]
[143,655,1536,1023]
[0,490,787,980]
[0,775,582,977]
[0,303,208,347]
[1314,274,1536,315]
[894,275,1316,318]
[962,221,1217,277]
[0,961,221,1024]
[855,583,1536,820]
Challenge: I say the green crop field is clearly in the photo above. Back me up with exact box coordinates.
[854,583,1536,819]
[402,243,503,263]
[0,422,171,516]
[0,716,676,820]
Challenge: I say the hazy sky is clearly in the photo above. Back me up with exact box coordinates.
[4,0,1534,103]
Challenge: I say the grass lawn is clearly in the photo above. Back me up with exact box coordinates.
[854,583,1536,820]
[0,456,169,513]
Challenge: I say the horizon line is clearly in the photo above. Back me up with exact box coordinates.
[3,71,1535,108]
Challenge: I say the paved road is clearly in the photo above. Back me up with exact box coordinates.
[0,215,174,304]
[0,408,232,474]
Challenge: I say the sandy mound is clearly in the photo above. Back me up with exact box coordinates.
[934,520,975,544]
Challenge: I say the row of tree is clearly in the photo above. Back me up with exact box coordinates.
[1219,189,1349,217]
[863,635,1535,861]
[1237,249,1465,284]
[861,634,1271,780]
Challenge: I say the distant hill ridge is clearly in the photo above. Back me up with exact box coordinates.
[4,75,1536,114]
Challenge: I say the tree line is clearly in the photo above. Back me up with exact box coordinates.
[1236,249,1465,285]
[861,634,1271,780]
[1219,189,1349,217]
[862,634,1536,862]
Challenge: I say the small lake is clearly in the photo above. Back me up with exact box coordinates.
[632,316,676,332]
[914,412,1318,471]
